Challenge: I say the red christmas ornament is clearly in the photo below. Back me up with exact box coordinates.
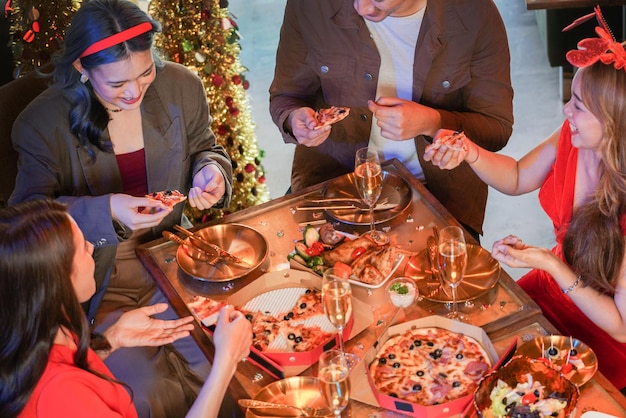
[232,74,241,85]
[217,124,229,136]
[229,107,240,116]
[225,96,233,106]
[211,74,224,87]
[242,80,250,90]
[244,163,255,173]
[258,175,266,184]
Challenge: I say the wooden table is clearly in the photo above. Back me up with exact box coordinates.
[137,159,626,417]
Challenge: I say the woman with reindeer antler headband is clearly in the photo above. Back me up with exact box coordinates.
[7,0,237,416]
[424,6,626,392]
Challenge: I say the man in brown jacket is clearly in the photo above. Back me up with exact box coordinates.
[269,0,513,239]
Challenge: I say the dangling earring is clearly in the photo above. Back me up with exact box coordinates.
[80,73,88,83]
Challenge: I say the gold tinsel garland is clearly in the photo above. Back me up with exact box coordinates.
[149,0,269,224]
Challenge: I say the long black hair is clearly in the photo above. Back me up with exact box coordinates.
[0,200,93,416]
[53,0,162,160]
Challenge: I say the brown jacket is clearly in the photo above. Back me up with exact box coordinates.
[9,61,232,319]
[269,0,513,234]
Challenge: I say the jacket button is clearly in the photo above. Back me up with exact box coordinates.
[320,65,329,74]
[442,80,451,89]
[360,114,368,121]
[364,73,373,81]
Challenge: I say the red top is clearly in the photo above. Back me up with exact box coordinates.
[115,149,148,197]
[19,344,138,418]
[518,120,626,390]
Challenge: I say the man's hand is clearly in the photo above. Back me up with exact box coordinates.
[286,107,331,147]
[368,97,441,140]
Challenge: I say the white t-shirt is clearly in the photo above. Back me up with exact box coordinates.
[365,8,425,180]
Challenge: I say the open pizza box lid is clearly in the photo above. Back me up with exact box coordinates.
[226,269,373,378]
[359,315,499,418]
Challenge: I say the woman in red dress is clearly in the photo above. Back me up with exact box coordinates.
[424,12,626,391]
[0,200,251,417]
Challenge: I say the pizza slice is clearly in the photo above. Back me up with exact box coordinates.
[313,106,350,129]
[280,323,334,352]
[145,189,187,207]
[187,295,225,327]
[431,130,467,152]
[287,288,325,320]
[249,312,281,352]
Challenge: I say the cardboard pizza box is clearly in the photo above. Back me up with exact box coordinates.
[227,269,373,378]
[363,315,499,418]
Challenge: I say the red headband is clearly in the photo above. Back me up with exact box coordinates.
[563,6,626,71]
[80,21,153,58]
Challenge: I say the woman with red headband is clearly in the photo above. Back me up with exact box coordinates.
[424,7,626,392]
[8,0,236,416]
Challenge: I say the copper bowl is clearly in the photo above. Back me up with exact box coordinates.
[176,223,268,281]
[474,355,579,417]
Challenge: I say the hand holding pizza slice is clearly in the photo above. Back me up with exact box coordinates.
[145,190,187,207]
[313,106,350,130]
[429,129,468,152]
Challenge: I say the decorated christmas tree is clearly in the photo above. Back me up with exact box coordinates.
[7,0,79,77]
[148,0,269,223]
[7,0,270,223]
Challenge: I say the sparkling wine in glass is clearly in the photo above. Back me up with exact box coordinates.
[437,226,468,322]
[354,147,386,242]
[322,267,358,369]
[318,349,351,417]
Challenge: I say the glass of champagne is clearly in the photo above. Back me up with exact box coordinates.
[318,349,351,417]
[437,226,468,322]
[355,147,386,243]
[322,267,358,369]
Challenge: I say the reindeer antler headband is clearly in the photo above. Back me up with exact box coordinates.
[563,6,626,71]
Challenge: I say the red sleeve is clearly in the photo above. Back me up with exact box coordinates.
[33,371,136,418]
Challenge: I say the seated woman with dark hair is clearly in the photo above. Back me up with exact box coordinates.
[0,200,251,418]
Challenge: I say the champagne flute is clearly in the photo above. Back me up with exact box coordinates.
[322,267,359,369]
[437,226,468,322]
[354,147,386,243]
[318,349,350,417]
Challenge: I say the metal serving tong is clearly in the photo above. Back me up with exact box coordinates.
[162,231,220,265]
[238,399,330,418]
[298,196,397,211]
[172,224,252,267]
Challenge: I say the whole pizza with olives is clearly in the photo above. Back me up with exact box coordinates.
[369,327,491,406]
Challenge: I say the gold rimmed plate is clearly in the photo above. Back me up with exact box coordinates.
[516,335,598,387]
[245,376,332,418]
[176,223,268,281]
[403,244,500,302]
[322,170,411,225]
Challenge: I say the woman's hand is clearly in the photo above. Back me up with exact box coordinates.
[491,234,557,270]
[423,129,474,170]
[189,164,227,210]
[103,303,194,351]
[213,305,252,368]
[110,194,173,230]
